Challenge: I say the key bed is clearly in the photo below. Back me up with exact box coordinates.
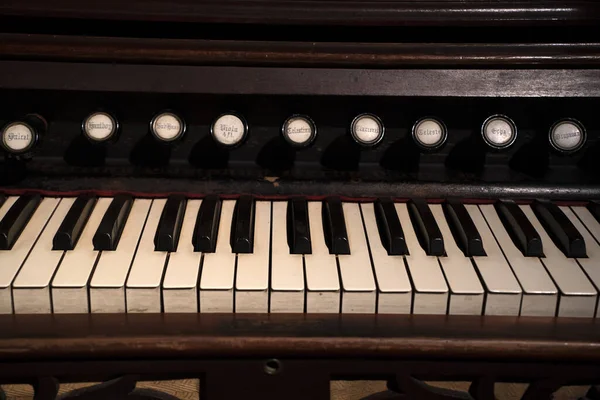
[2,192,599,317]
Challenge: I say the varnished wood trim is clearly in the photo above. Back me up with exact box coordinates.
[1,61,600,97]
[2,179,600,201]
[0,314,598,362]
[1,34,600,67]
[1,0,599,26]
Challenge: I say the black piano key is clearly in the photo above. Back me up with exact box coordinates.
[192,195,222,253]
[495,199,543,257]
[93,195,133,251]
[0,194,5,208]
[0,194,41,250]
[532,199,586,258]
[587,200,600,224]
[230,195,255,254]
[287,197,311,254]
[53,195,97,251]
[374,198,407,255]
[322,197,350,255]
[408,199,444,256]
[154,195,187,252]
[444,199,486,257]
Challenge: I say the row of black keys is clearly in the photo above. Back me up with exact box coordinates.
[0,193,597,258]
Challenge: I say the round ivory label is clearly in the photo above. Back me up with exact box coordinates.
[352,115,383,145]
[151,113,184,141]
[212,114,246,146]
[2,122,34,152]
[282,116,314,145]
[414,119,445,147]
[551,121,584,152]
[84,112,116,141]
[483,117,515,148]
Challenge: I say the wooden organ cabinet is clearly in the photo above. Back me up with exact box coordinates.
[0,1,600,399]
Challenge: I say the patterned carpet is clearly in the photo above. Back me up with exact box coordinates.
[1,380,591,399]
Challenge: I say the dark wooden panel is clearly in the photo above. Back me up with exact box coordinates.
[2,178,600,202]
[2,34,600,67]
[0,314,599,362]
[1,61,600,97]
[0,0,599,26]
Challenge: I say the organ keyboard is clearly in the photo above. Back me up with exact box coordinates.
[2,193,600,318]
[2,1,600,397]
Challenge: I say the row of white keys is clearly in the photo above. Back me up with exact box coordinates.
[126,199,169,313]
[90,199,152,313]
[430,205,484,315]
[0,196,19,313]
[236,201,271,313]
[269,201,304,313]
[51,198,112,313]
[1,197,59,314]
[478,205,558,317]
[467,205,523,316]
[13,195,598,318]
[360,203,411,314]
[520,205,597,317]
[338,203,376,313]
[162,200,203,313]
[395,203,448,314]
[304,201,340,313]
[199,200,236,312]
[12,198,74,314]
[563,206,600,317]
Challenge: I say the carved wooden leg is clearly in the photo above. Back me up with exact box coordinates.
[58,376,181,400]
[521,379,566,400]
[395,376,474,400]
[585,386,600,400]
[468,377,496,400]
[33,377,59,400]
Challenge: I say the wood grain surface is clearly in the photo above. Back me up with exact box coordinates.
[0,314,599,362]
[1,34,600,67]
[1,61,600,97]
[1,0,599,26]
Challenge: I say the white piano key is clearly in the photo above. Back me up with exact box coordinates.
[478,204,558,317]
[304,201,340,313]
[12,198,74,314]
[51,198,112,314]
[90,199,152,313]
[360,203,411,314]
[467,205,522,316]
[162,200,202,313]
[0,196,17,219]
[269,201,305,313]
[126,199,169,313]
[337,203,376,313]
[430,204,484,315]
[521,205,597,318]
[199,200,236,313]
[395,203,448,315]
[564,206,600,317]
[236,201,271,313]
[0,197,58,314]
[0,196,18,312]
